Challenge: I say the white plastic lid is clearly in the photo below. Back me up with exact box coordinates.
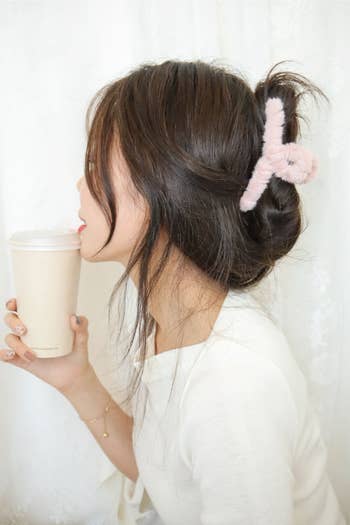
[8,229,81,251]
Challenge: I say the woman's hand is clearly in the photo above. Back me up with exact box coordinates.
[1,298,95,393]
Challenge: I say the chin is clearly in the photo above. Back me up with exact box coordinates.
[80,245,113,264]
[79,245,99,262]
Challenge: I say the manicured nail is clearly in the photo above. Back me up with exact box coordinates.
[24,351,36,361]
[15,325,26,335]
[5,349,15,359]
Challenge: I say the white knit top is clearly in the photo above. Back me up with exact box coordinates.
[114,289,347,525]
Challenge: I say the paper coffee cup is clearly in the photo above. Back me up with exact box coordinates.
[7,229,81,358]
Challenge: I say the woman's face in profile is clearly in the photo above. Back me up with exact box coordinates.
[76,142,149,266]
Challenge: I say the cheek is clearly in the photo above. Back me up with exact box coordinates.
[97,209,110,232]
[87,206,110,238]
[113,197,148,249]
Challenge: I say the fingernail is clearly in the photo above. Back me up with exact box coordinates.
[6,300,11,309]
[5,349,15,359]
[24,351,36,361]
[15,325,26,335]
[75,315,81,325]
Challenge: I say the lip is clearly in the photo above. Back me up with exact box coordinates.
[78,224,87,234]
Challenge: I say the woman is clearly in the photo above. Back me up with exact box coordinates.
[2,59,347,524]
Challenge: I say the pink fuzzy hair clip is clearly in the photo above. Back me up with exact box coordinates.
[239,96,318,212]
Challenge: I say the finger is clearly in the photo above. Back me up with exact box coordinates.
[0,348,15,360]
[4,333,37,363]
[5,298,17,311]
[4,312,27,336]
[0,348,33,369]
[70,315,89,353]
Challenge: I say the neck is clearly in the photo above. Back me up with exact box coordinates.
[129,241,227,354]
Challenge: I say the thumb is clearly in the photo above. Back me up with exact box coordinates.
[70,314,89,353]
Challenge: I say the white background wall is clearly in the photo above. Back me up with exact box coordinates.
[0,1,349,523]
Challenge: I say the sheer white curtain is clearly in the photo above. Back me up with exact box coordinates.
[0,0,349,523]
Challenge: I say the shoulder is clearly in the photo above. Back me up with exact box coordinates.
[203,295,308,422]
[180,340,298,416]
[178,341,299,466]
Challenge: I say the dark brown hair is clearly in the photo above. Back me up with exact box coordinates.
[84,59,329,422]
